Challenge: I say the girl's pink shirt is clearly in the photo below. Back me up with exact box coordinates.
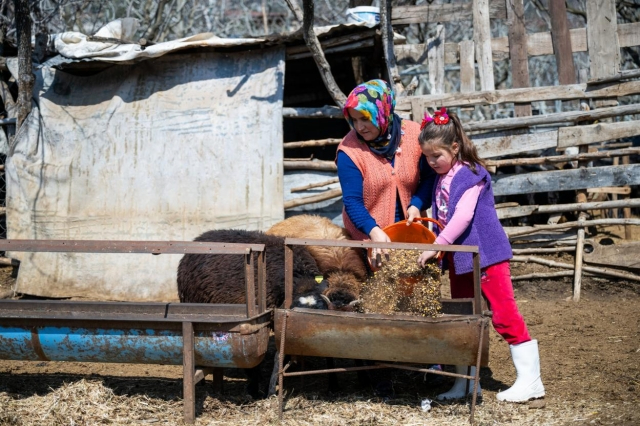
[434,161,483,245]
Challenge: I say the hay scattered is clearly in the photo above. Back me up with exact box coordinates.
[360,250,442,317]
[0,378,183,426]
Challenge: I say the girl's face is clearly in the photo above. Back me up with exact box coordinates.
[348,108,381,141]
[422,141,459,175]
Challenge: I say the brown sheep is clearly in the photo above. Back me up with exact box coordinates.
[266,214,368,310]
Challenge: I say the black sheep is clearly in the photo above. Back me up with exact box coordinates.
[177,229,324,309]
[177,229,327,398]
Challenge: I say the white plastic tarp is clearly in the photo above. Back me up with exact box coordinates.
[6,46,285,301]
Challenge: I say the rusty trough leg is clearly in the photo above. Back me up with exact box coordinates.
[182,321,196,424]
[278,311,289,421]
[469,318,488,425]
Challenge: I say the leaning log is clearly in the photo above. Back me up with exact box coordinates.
[290,178,339,193]
[283,106,343,119]
[511,255,640,282]
[506,218,640,238]
[284,188,342,209]
[283,138,342,149]
[15,0,34,129]
[284,160,337,171]
[301,0,346,107]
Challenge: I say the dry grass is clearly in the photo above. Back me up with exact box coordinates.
[0,378,591,426]
[0,379,184,426]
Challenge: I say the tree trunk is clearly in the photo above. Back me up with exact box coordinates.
[14,0,33,130]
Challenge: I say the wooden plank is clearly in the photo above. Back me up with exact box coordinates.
[428,24,445,95]
[586,186,631,195]
[549,0,576,85]
[507,0,531,117]
[497,205,538,219]
[473,0,495,90]
[394,43,458,66]
[589,69,640,85]
[582,240,640,269]
[394,22,640,67]
[472,130,557,159]
[618,22,640,48]
[391,0,506,25]
[395,80,640,111]
[459,40,475,93]
[486,147,640,167]
[492,164,640,197]
[464,103,640,133]
[497,198,640,219]
[557,120,640,148]
[586,0,620,80]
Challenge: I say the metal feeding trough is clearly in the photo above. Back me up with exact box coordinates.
[0,239,272,424]
[275,238,491,425]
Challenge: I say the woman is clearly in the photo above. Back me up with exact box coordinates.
[336,79,436,266]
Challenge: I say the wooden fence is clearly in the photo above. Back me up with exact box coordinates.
[283,0,640,301]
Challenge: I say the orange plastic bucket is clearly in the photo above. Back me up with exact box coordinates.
[368,218,444,271]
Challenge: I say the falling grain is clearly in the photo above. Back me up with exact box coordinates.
[360,250,442,317]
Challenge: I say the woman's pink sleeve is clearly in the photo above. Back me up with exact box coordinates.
[434,182,483,245]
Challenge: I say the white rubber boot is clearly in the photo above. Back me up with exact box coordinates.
[436,365,482,401]
[497,339,545,402]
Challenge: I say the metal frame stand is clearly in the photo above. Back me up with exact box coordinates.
[277,313,489,425]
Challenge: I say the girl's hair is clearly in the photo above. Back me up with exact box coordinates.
[418,110,485,173]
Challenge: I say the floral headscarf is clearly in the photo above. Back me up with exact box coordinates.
[343,79,402,159]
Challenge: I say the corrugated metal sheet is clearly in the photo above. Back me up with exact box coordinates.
[6,47,285,302]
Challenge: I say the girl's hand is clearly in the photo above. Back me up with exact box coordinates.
[418,250,438,268]
[406,205,421,225]
[369,226,391,267]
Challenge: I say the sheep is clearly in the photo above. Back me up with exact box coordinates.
[177,229,329,398]
[266,214,368,310]
[177,229,325,309]
[266,215,374,391]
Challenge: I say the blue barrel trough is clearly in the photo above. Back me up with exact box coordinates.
[0,300,270,368]
[0,239,272,424]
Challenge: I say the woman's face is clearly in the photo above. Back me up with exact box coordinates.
[421,141,459,175]
[348,108,381,141]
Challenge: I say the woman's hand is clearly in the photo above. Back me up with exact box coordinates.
[418,250,438,268]
[406,205,421,225]
[369,226,391,268]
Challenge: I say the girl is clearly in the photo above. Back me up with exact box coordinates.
[413,108,545,403]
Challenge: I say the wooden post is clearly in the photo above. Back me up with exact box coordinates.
[549,0,577,86]
[586,0,620,108]
[473,0,495,90]
[507,0,531,117]
[14,0,34,129]
[428,25,445,95]
[182,321,196,424]
[459,40,476,94]
[622,155,632,240]
[573,212,586,302]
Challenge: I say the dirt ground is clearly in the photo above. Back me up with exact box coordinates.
[0,225,638,425]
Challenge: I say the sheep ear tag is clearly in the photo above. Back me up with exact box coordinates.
[315,275,324,284]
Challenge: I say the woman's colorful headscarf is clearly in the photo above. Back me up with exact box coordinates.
[343,79,402,159]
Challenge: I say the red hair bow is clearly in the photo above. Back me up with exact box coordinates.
[433,107,449,125]
[420,112,433,130]
[420,108,449,130]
